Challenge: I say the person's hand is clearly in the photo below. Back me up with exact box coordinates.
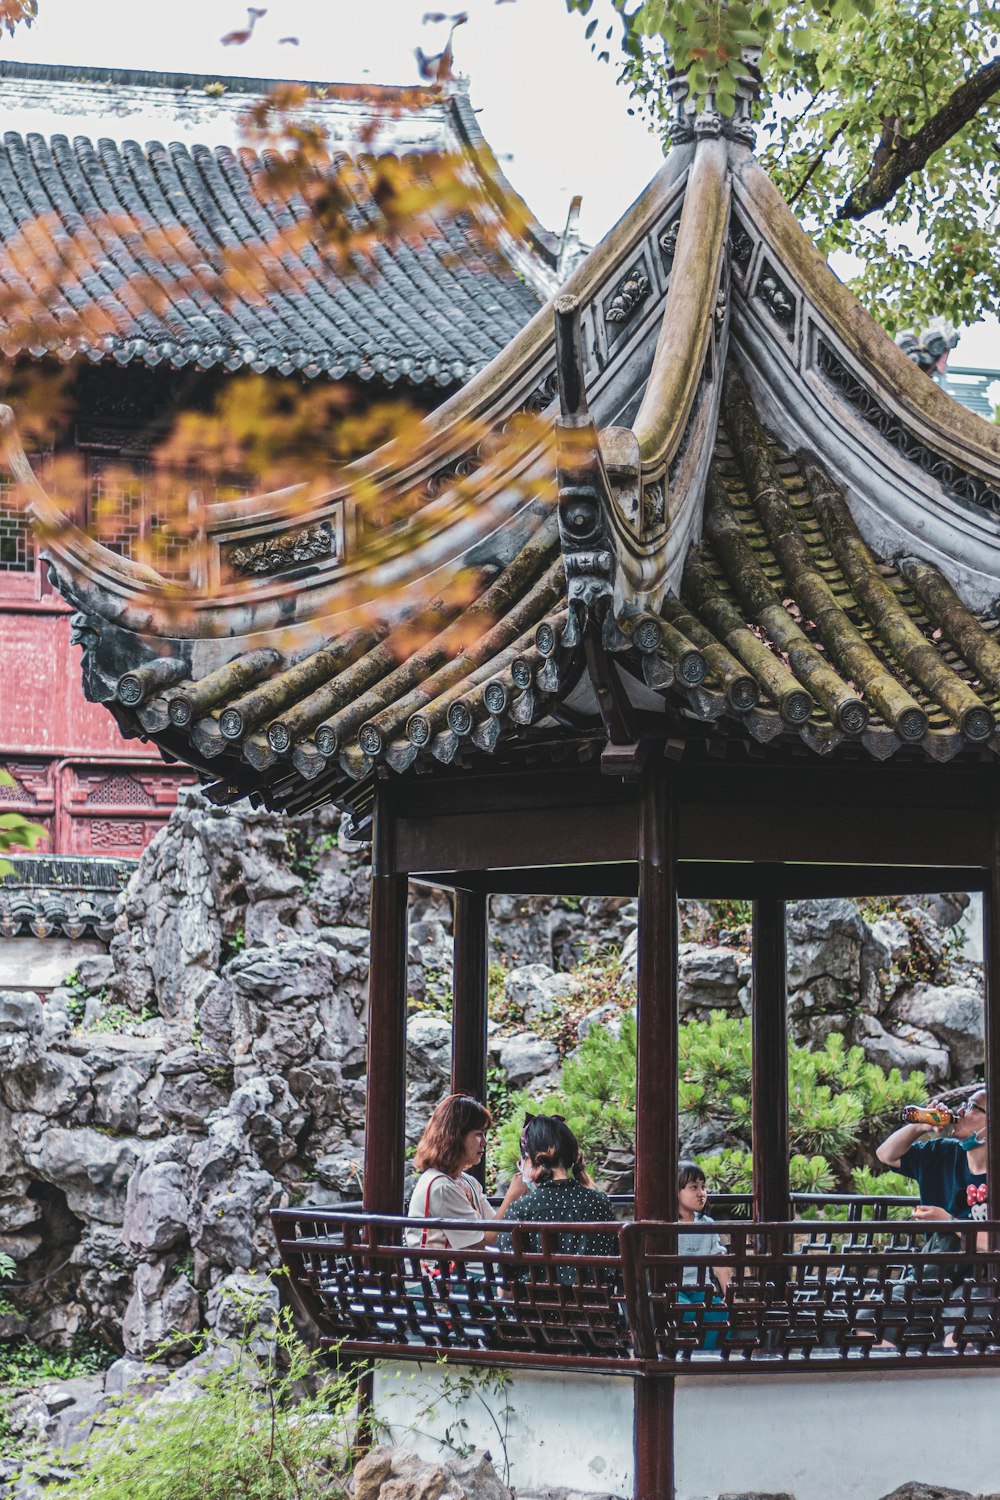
[913,1204,951,1221]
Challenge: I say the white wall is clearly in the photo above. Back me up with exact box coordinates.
[676,1367,1000,1499]
[374,1361,1000,1499]
[373,1362,634,1496]
[0,937,102,990]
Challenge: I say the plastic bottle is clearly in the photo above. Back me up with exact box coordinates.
[902,1104,958,1127]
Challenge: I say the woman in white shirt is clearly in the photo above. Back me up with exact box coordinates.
[406,1094,528,1252]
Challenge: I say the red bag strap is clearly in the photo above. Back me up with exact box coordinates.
[420,1174,449,1250]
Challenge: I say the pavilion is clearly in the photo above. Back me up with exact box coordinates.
[15,49,1000,1500]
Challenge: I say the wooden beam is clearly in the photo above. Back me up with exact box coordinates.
[679,862,986,899]
[363,789,409,1217]
[412,862,985,900]
[634,1377,674,1500]
[635,759,678,1218]
[678,800,988,866]
[396,800,637,873]
[634,759,677,1500]
[752,898,789,1224]
[986,794,1000,1244]
[451,888,489,1186]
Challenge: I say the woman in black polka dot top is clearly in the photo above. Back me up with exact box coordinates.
[497,1114,617,1285]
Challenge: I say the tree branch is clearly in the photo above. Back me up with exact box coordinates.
[837,55,1000,221]
[787,125,845,208]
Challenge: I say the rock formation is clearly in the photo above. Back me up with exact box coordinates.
[0,790,985,1368]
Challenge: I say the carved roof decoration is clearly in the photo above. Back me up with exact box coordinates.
[0,60,555,385]
[22,105,1000,829]
[0,854,133,941]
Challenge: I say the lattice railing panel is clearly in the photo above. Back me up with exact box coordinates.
[274,1209,1000,1377]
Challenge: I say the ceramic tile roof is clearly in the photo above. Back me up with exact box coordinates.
[94,375,1000,825]
[669,373,1000,761]
[0,62,552,385]
[0,854,132,940]
[31,109,1000,820]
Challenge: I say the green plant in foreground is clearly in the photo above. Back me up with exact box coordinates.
[32,1289,358,1500]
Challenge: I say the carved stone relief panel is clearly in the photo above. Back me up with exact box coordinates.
[816,337,1000,514]
[602,253,655,346]
[221,512,343,580]
[755,259,796,338]
[728,219,755,287]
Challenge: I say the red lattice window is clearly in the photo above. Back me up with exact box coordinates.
[88,458,144,561]
[85,774,155,807]
[0,474,33,572]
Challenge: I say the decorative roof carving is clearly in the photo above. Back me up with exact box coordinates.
[816,340,1000,515]
[605,267,652,327]
[228,520,338,577]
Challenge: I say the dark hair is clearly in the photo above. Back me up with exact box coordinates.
[414,1094,492,1176]
[678,1160,706,1191]
[520,1113,593,1188]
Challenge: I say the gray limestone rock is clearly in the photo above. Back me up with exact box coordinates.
[496,1032,559,1089]
[16,1122,140,1222]
[205,1269,279,1341]
[143,1046,232,1129]
[187,1111,281,1274]
[407,919,453,1007]
[786,898,866,992]
[314,1147,365,1199]
[678,945,748,1015]
[0,991,46,1073]
[576,1002,634,1041]
[875,1487,974,1500]
[354,1446,512,1500]
[73,954,115,992]
[870,915,912,968]
[855,1014,950,1085]
[122,1145,192,1255]
[122,1259,200,1357]
[504,964,582,1025]
[228,939,367,1080]
[888,982,984,1079]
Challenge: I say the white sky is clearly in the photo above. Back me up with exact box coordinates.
[1,0,997,366]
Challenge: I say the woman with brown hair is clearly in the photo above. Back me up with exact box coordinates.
[406,1093,528,1251]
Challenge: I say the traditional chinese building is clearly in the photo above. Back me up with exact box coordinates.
[16,50,1000,1500]
[0,59,556,856]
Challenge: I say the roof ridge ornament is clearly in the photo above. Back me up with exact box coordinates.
[553,295,616,644]
[666,44,761,148]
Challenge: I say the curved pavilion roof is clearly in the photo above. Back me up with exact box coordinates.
[21,82,1000,835]
[0,61,555,385]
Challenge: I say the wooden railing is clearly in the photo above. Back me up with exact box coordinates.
[272,1206,1000,1376]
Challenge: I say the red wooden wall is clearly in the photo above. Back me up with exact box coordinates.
[0,563,194,856]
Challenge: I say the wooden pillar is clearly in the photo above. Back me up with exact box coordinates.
[751,897,790,1225]
[362,787,408,1217]
[634,758,677,1500]
[452,887,489,1186]
[985,801,1000,1236]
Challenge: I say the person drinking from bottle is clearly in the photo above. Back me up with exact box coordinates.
[876,1089,987,1223]
[876,1089,988,1344]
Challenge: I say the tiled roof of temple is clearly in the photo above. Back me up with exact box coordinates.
[21,71,1000,829]
[0,854,132,940]
[0,61,555,384]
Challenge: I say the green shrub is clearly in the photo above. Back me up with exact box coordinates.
[35,1291,357,1500]
[495,1012,927,1195]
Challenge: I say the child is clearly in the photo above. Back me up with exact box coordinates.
[676,1160,731,1350]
